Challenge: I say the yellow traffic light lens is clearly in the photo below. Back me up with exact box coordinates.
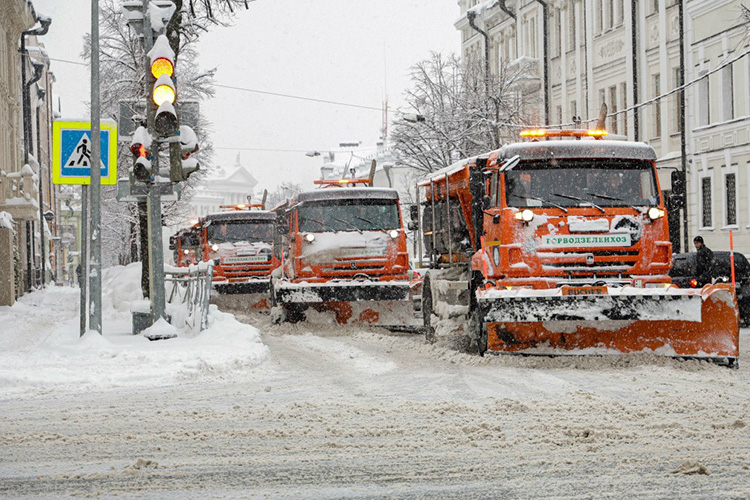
[153,84,176,105]
[151,57,174,79]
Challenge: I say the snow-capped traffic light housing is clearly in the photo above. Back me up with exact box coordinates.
[149,35,178,137]
[171,125,200,181]
[130,126,154,182]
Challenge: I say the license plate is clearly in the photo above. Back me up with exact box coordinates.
[224,256,268,264]
[562,285,608,296]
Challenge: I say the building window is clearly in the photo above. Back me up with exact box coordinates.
[550,9,561,58]
[698,71,710,126]
[725,171,737,227]
[722,63,734,122]
[701,176,713,228]
[650,0,659,15]
[567,3,576,51]
[605,0,614,30]
[620,82,628,136]
[653,73,661,138]
[596,0,604,33]
[608,86,618,134]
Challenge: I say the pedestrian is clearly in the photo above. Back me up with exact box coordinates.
[693,236,715,286]
[75,264,82,288]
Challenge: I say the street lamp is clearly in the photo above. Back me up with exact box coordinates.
[402,114,426,123]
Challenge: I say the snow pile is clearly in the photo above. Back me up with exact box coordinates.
[0,211,13,229]
[0,264,269,398]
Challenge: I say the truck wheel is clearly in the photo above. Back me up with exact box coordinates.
[422,275,436,343]
[469,272,487,356]
[285,304,306,324]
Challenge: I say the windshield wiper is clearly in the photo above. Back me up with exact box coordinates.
[509,193,568,213]
[331,216,363,233]
[302,217,336,232]
[354,215,377,227]
[585,192,641,211]
[551,193,605,213]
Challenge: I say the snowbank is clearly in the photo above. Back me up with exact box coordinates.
[0,263,269,398]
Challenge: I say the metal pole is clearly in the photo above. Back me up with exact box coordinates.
[416,184,422,268]
[678,0,689,253]
[630,0,640,140]
[148,152,166,321]
[142,1,166,322]
[36,97,45,287]
[89,0,102,333]
[445,173,452,264]
[80,185,89,336]
[430,179,437,268]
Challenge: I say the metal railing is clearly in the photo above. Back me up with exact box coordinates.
[165,263,213,333]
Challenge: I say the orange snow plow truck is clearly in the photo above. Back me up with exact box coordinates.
[198,201,279,300]
[271,177,418,327]
[417,129,739,365]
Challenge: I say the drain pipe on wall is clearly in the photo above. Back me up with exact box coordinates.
[534,0,549,126]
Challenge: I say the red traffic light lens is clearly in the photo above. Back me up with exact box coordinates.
[151,57,174,79]
[130,143,147,157]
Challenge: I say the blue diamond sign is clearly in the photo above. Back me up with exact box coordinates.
[52,120,118,185]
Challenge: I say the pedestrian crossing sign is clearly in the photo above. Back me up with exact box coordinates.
[52,120,118,185]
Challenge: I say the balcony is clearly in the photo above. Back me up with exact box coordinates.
[0,164,39,221]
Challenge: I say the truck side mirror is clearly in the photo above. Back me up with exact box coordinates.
[407,221,419,231]
[409,204,419,222]
[482,195,491,210]
[168,236,176,250]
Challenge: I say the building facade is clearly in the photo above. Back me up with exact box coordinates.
[186,155,260,220]
[0,0,39,305]
[685,0,750,253]
[456,0,750,254]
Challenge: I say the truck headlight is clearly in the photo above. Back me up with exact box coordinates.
[648,207,665,220]
[389,229,399,239]
[211,244,219,252]
[305,233,315,243]
[514,209,534,222]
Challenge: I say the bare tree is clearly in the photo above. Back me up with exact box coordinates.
[391,53,538,175]
[267,182,304,209]
[82,0,221,269]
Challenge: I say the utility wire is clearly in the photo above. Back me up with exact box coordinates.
[44,55,388,113]
[212,83,384,112]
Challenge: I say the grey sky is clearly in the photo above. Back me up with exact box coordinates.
[31,0,459,191]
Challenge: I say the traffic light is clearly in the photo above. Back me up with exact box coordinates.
[178,125,200,180]
[130,126,154,182]
[149,35,178,136]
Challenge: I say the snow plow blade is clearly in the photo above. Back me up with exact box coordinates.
[273,280,420,328]
[211,279,271,310]
[477,284,739,364]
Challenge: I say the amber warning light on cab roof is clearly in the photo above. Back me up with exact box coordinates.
[313,178,374,187]
[520,129,608,139]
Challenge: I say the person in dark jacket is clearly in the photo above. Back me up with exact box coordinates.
[693,236,715,285]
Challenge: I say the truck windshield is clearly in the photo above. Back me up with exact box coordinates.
[504,160,659,208]
[299,200,400,232]
[206,221,274,243]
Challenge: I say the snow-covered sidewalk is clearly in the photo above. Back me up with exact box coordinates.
[0,264,268,399]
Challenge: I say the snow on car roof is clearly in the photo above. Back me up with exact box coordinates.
[294,187,400,204]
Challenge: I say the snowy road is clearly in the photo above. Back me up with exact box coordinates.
[2,288,750,499]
